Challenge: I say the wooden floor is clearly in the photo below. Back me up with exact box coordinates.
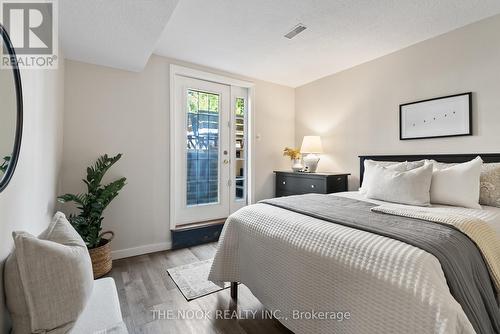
[109,242,292,334]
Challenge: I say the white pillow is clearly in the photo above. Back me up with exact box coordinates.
[427,160,458,170]
[430,156,483,209]
[366,163,433,206]
[360,161,405,194]
[360,160,425,194]
[4,212,94,333]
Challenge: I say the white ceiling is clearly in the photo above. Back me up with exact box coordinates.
[60,0,179,71]
[61,1,500,87]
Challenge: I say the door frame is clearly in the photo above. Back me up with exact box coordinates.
[169,64,255,230]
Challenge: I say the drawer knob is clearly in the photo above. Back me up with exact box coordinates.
[282,181,286,185]
[311,184,315,188]
[337,177,342,181]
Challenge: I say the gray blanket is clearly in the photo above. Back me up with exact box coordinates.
[261,194,500,334]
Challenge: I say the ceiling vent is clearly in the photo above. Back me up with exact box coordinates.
[284,24,307,39]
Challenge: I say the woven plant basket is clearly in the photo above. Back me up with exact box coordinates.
[88,231,114,278]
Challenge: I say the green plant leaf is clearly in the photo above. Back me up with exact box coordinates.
[56,153,126,248]
[57,193,86,205]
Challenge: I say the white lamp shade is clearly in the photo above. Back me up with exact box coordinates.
[300,136,323,154]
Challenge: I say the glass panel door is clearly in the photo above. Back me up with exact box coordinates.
[173,76,230,226]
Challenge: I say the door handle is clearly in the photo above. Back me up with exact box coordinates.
[224,159,229,164]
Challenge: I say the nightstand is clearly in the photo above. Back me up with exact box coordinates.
[274,171,350,197]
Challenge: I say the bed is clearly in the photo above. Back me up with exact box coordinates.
[209,154,500,334]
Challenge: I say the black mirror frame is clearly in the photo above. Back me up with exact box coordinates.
[0,23,23,193]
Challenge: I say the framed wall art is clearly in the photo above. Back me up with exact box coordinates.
[399,92,472,140]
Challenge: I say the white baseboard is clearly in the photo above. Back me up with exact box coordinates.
[111,241,172,260]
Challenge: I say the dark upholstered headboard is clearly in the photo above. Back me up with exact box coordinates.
[359,153,500,185]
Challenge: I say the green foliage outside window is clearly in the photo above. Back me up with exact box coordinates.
[188,90,219,114]
[236,98,245,116]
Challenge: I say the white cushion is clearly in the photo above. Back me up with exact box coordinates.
[72,278,128,334]
[428,159,500,208]
[360,160,425,194]
[405,160,427,170]
[430,157,483,209]
[4,212,94,333]
[366,163,433,206]
[360,161,405,194]
[427,160,457,170]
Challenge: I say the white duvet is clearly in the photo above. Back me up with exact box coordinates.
[209,191,500,334]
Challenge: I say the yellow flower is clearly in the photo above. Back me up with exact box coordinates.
[283,147,301,160]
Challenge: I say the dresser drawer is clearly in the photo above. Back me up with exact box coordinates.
[276,174,294,192]
[275,171,350,197]
[276,174,326,195]
[293,177,326,194]
[330,175,347,192]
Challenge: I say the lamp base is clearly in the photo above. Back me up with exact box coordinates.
[302,154,320,173]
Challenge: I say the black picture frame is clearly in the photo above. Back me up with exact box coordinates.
[399,92,472,140]
[0,23,23,193]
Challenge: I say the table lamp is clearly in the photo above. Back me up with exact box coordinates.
[300,136,323,173]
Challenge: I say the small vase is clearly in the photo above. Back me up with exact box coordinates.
[291,159,303,172]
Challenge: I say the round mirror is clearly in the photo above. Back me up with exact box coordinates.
[0,24,22,192]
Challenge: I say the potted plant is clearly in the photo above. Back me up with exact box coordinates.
[58,154,126,278]
[283,147,303,172]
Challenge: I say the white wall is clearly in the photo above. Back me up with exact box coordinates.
[0,69,17,170]
[61,55,295,259]
[0,62,65,332]
[295,14,500,189]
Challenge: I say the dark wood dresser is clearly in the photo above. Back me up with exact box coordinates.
[274,171,350,197]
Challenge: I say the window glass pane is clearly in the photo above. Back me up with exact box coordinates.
[236,97,245,116]
[208,181,218,202]
[197,182,209,204]
[188,90,198,113]
[186,89,219,206]
[199,92,208,112]
[208,94,218,112]
[197,158,209,181]
[235,178,244,199]
[235,97,245,200]
[187,181,197,206]
[209,152,218,181]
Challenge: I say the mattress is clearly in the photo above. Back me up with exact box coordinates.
[209,191,486,334]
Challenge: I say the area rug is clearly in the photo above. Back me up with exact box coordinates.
[167,258,230,301]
